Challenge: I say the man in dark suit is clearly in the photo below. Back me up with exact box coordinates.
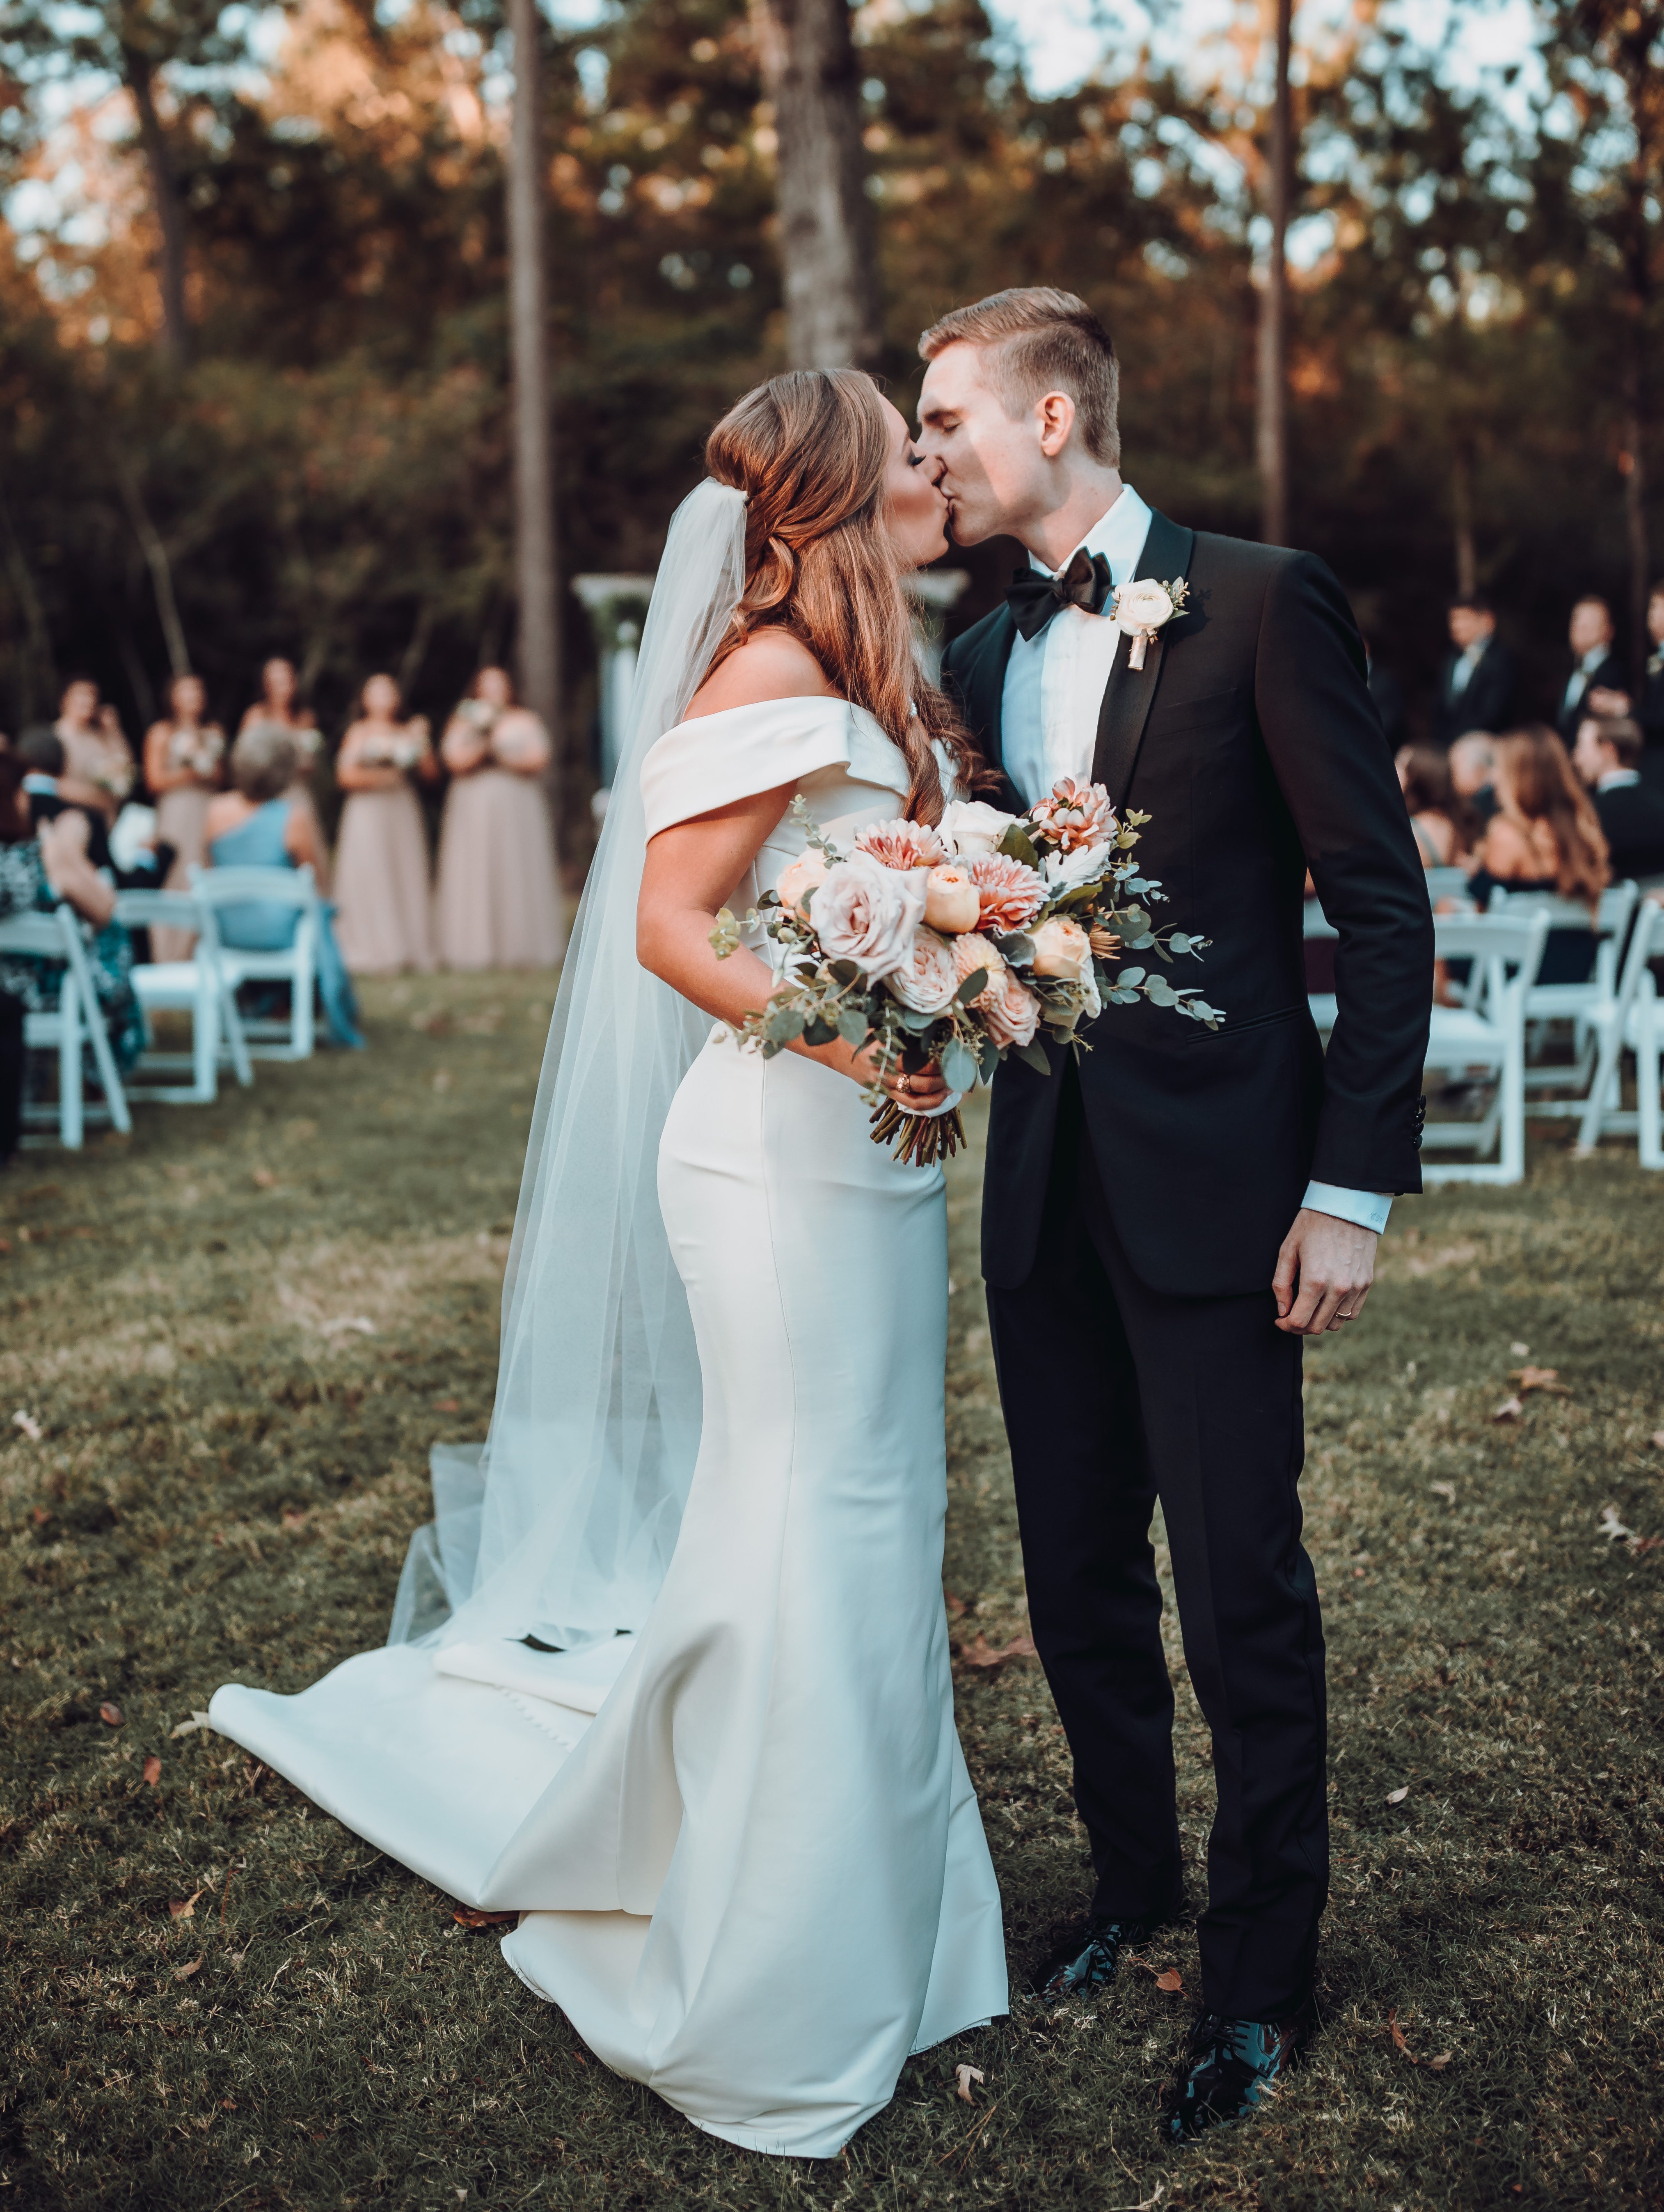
[1434,595,1516,746]
[916,289,1432,2148]
[1557,596,1627,743]
[1572,713,1664,881]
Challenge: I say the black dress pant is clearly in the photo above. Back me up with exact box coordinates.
[985,1065,1328,2019]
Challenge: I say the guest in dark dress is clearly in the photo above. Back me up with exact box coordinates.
[1468,724,1611,983]
[1435,596,1517,747]
[1572,714,1664,882]
[1396,744,1477,869]
[1556,597,1627,743]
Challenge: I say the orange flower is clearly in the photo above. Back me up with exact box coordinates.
[967,853,1046,935]
[1030,777,1117,854]
[854,817,948,871]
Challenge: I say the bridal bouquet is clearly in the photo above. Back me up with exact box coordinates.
[711,778,1221,1164]
[364,717,431,770]
[169,727,224,779]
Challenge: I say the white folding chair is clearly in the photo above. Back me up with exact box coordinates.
[1488,881,1639,1104]
[1574,896,1664,1168]
[1303,899,1338,1037]
[187,863,320,1062]
[0,905,133,1149]
[116,889,253,1104]
[1421,910,1551,1185]
[1425,866,1477,909]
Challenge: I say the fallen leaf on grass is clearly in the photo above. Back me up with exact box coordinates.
[169,1710,212,1739]
[1430,1481,1457,1503]
[433,1398,461,1414]
[1508,1366,1570,1396]
[173,1956,202,1982]
[1492,1396,1524,1423]
[11,1409,41,1441]
[251,1168,277,1189]
[1153,1967,1183,1993]
[944,1591,966,1618]
[954,1633,1038,1671]
[1388,2008,1451,2069]
[954,2064,985,2103]
[1650,1431,1664,1451]
[99,1702,123,1726]
[143,1755,161,1786]
[1387,1787,1410,1805]
[451,1907,518,1929]
[169,1890,205,1920]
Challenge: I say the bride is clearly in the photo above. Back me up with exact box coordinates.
[210,367,1010,2157]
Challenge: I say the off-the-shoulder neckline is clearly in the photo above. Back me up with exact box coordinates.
[662,695,891,736]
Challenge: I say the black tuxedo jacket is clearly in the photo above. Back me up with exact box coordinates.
[1557,650,1625,743]
[1593,779,1664,881]
[1435,638,1517,744]
[944,512,1433,1298]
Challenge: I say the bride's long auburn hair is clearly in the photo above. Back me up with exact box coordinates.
[703,369,997,824]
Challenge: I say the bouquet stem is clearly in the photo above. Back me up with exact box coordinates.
[868,1099,966,1167]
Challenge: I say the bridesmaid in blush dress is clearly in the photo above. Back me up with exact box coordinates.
[142,673,226,961]
[435,666,566,968]
[333,673,438,975]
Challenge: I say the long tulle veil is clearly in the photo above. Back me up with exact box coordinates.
[389,479,749,1651]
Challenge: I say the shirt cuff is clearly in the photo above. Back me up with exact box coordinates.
[1301,1182,1392,1235]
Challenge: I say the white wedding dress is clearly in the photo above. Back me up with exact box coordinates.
[210,692,1008,2158]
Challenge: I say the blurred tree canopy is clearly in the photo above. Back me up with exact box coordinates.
[0,0,1659,836]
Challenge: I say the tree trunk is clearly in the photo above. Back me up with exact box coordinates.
[1256,0,1292,546]
[1451,440,1476,601]
[752,0,881,371]
[122,43,190,367]
[1623,300,1649,699]
[506,0,562,830]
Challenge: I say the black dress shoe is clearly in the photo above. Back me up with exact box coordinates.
[1162,2008,1314,2145]
[1030,1900,1179,2007]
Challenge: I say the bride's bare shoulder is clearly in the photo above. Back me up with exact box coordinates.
[686,628,838,721]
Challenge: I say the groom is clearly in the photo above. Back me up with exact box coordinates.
[916,290,1433,2144]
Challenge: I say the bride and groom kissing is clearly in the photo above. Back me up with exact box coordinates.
[210,287,1433,2155]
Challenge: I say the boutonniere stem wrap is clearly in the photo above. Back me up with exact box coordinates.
[1112,577,1190,669]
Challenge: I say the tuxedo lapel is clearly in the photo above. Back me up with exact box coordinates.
[1091,509,1197,807]
[957,604,1017,783]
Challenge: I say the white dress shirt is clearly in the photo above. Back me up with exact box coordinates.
[1448,640,1485,697]
[1596,768,1641,793]
[1563,644,1610,717]
[998,486,1391,1238]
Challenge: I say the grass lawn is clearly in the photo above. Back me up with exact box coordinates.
[2,971,1662,2210]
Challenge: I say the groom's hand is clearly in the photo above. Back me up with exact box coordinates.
[1273,1209,1378,1334]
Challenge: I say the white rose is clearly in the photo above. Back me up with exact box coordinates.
[888,924,960,1014]
[775,849,830,915]
[938,799,1017,859]
[1044,842,1115,892]
[812,854,924,981]
[1030,915,1092,982]
[1114,578,1178,631]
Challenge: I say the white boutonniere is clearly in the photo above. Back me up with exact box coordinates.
[1111,577,1190,669]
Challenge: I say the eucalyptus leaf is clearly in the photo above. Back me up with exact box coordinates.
[956,968,989,1004]
[828,959,860,988]
[978,1041,1001,1082]
[835,1008,870,1046]
[1145,976,1177,1006]
[1000,826,1041,869]
[1168,931,1192,955]
[941,1041,977,1091]
[1015,1041,1052,1076]
[1115,966,1147,989]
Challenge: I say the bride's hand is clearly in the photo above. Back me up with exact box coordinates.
[861,1051,950,1112]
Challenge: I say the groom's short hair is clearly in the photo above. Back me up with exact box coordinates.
[918,289,1120,465]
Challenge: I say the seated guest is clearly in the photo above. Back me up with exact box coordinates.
[53,678,135,822]
[1557,596,1627,741]
[16,730,116,871]
[1448,731,1499,825]
[1435,596,1516,747]
[0,752,143,1162]
[204,727,364,1049]
[1639,583,1664,785]
[1396,743,1475,867]
[1571,714,1664,882]
[1469,724,1610,983]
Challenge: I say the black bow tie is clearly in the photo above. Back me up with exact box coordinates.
[1005,548,1114,642]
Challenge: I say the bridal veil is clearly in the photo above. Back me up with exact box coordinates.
[389,479,748,1654]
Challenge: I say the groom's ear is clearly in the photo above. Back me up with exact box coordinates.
[1036,391,1078,460]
